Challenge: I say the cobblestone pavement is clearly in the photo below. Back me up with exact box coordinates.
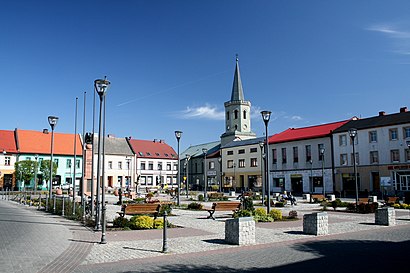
[1,195,410,273]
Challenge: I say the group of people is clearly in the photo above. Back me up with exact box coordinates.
[280,191,297,205]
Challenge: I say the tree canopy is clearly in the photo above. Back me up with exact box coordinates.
[39,160,58,183]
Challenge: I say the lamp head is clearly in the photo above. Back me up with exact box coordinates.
[348,128,357,138]
[406,140,410,148]
[202,148,208,155]
[94,77,110,98]
[174,130,182,140]
[320,148,325,155]
[259,141,264,148]
[48,116,59,129]
[261,110,272,125]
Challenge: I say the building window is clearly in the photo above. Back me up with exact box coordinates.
[166,163,171,171]
[318,144,324,161]
[108,161,113,169]
[173,163,178,171]
[209,161,215,169]
[272,149,277,164]
[148,162,153,170]
[227,160,234,168]
[234,110,238,119]
[250,158,257,167]
[351,153,359,165]
[5,156,10,166]
[54,159,59,167]
[389,128,398,141]
[404,127,410,139]
[406,149,410,162]
[227,150,233,155]
[118,162,122,170]
[243,110,247,119]
[369,131,377,143]
[147,176,153,185]
[66,159,72,168]
[157,162,162,170]
[126,160,131,170]
[140,162,146,170]
[293,147,298,163]
[370,151,379,164]
[226,111,230,120]
[250,147,257,153]
[238,159,245,168]
[339,135,347,146]
[391,149,400,162]
[340,154,348,166]
[76,160,80,168]
[305,145,311,162]
[281,148,287,164]
[238,149,245,154]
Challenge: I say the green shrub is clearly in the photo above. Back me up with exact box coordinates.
[254,207,267,217]
[187,202,203,210]
[401,203,409,209]
[153,218,164,229]
[393,203,401,209]
[113,217,130,228]
[346,203,356,212]
[159,204,172,216]
[275,202,285,207]
[198,194,204,201]
[129,215,154,229]
[211,185,219,191]
[242,197,255,212]
[233,209,252,218]
[269,209,282,220]
[253,214,274,222]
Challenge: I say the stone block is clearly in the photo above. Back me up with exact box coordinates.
[375,207,395,226]
[303,212,328,236]
[303,194,310,200]
[225,217,255,245]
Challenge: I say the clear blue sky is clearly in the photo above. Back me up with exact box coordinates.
[2,0,410,151]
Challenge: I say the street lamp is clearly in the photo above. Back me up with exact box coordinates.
[175,130,182,206]
[33,154,38,195]
[185,154,191,198]
[320,147,325,197]
[48,115,59,209]
[202,148,208,201]
[261,110,271,213]
[309,159,313,195]
[94,77,110,244]
[349,128,358,206]
[259,141,265,205]
[218,157,222,192]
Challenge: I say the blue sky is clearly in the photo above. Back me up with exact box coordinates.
[2,0,410,151]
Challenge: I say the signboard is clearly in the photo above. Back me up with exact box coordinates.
[207,170,217,176]
[380,177,392,187]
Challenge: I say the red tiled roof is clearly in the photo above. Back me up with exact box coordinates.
[16,129,83,156]
[269,120,350,144]
[127,139,177,159]
[0,130,18,153]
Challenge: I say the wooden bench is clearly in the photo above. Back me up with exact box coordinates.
[386,197,399,205]
[205,202,241,220]
[117,203,161,219]
[208,192,224,200]
[310,194,325,203]
[358,197,371,204]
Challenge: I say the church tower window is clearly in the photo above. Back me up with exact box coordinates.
[234,110,238,119]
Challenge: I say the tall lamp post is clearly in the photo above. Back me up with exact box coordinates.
[33,154,38,195]
[259,141,265,205]
[185,154,191,198]
[320,147,325,197]
[175,131,182,206]
[261,111,271,213]
[202,148,208,201]
[94,77,110,244]
[48,116,59,208]
[218,157,222,192]
[309,159,313,194]
[349,128,358,206]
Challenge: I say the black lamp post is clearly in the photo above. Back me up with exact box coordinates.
[202,148,208,201]
[175,131,182,206]
[33,154,38,195]
[349,128,358,206]
[309,159,313,195]
[259,141,265,205]
[94,77,110,244]
[407,140,410,157]
[320,147,325,197]
[48,115,59,209]
[261,110,271,213]
[185,154,191,198]
[218,157,222,192]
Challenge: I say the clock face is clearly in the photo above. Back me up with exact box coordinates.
[243,124,248,130]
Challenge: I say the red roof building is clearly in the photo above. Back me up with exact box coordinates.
[0,130,18,154]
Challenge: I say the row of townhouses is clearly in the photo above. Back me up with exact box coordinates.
[1,57,409,198]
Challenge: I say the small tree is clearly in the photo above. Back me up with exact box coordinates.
[40,159,58,188]
[15,160,38,189]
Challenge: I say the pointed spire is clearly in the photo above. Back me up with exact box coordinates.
[231,54,244,102]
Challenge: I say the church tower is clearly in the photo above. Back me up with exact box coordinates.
[221,56,256,146]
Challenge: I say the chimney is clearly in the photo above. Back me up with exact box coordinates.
[43,129,49,134]
[379,111,386,116]
[400,107,408,113]
[160,139,165,143]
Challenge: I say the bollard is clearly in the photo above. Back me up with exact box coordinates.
[82,194,86,224]
[45,194,49,211]
[62,196,65,217]
[53,195,56,213]
[162,211,168,253]
[38,194,41,210]
[29,193,32,206]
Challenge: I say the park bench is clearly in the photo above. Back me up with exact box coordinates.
[208,192,224,200]
[310,194,325,203]
[204,202,241,220]
[386,197,399,205]
[117,203,161,219]
[358,197,372,204]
